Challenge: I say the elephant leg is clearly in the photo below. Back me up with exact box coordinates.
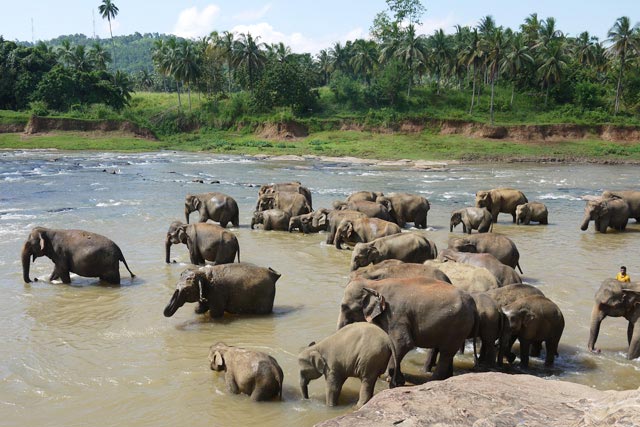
[49,268,60,281]
[219,219,229,228]
[101,271,121,285]
[511,212,517,223]
[356,377,377,408]
[388,333,413,387]
[194,301,208,314]
[432,347,456,380]
[545,338,559,366]
[424,348,439,372]
[492,209,499,223]
[519,339,530,368]
[628,319,640,360]
[224,372,240,395]
[530,342,542,357]
[325,373,346,407]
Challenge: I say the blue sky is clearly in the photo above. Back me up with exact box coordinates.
[1,1,639,53]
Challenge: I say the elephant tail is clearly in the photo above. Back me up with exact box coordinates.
[236,245,241,263]
[388,337,401,388]
[516,262,523,275]
[118,249,135,278]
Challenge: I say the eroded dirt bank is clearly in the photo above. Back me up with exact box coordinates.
[21,116,157,139]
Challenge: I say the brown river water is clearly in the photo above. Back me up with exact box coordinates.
[1,150,639,426]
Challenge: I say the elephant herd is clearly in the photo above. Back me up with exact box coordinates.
[19,181,640,409]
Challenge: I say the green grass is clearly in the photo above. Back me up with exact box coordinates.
[0,110,30,126]
[0,133,168,151]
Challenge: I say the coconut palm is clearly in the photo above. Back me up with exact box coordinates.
[213,31,236,93]
[69,45,93,72]
[500,33,533,106]
[430,29,452,95]
[113,70,133,108]
[316,49,331,85]
[329,42,350,75]
[607,16,640,113]
[98,0,119,69]
[483,27,506,124]
[173,40,201,112]
[233,32,266,93]
[89,42,111,70]
[520,13,542,47]
[152,37,182,108]
[395,24,428,96]
[537,39,570,105]
[350,39,378,86]
[459,29,484,113]
[57,39,74,67]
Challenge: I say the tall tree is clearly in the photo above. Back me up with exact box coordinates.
[316,49,332,85]
[89,42,111,70]
[430,29,452,95]
[233,32,266,93]
[483,27,506,124]
[607,16,640,113]
[537,39,569,105]
[350,39,378,86]
[173,40,201,112]
[395,24,428,96]
[501,32,533,106]
[459,29,484,113]
[98,0,119,69]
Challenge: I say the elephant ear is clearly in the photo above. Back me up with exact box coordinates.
[38,232,46,251]
[622,290,640,309]
[178,225,189,243]
[523,311,536,327]
[212,351,225,370]
[310,350,327,374]
[345,221,354,238]
[363,287,386,322]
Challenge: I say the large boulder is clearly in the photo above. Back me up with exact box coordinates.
[316,372,640,427]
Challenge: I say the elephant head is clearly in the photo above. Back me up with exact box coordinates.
[475,191,492,210]
[335,219,355,249]
[165,221,188,263]
[375,197,397,223]
[449,237,477,253]
[256,194,275,212]
[502,306,535,336]
[450,211,463,232]
[310,208,330,230]
[337,283,386,329]
[209,342,229,372]
[163,269,204,317]
[298,342,326,399]
[250,211,264,229]
[516,204,529,225]
[350,243,381,271]
[21,227,49,283]
[289,213,311,233]
[580,199,606,231]
[184,194,201,224]
[332,200,348,210]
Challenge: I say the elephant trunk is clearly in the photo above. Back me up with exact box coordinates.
[250,217,256,230]
[300,375,310,399]
[165,235,172,264]
[163,289,183,317]
[588,304,605,352]
[21,243,32,283]
[449,222,454,232]
[580,213,591,231]
[184,207,191,224]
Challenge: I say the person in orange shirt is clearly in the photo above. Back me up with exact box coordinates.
[616,266,631,283]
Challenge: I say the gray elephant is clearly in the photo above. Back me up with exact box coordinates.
[602,190,640,222]
[483,284,545,309]
[439,249,522,286]
[288,212,321,233]
[516,202,549,225]
[346,191,384,204]
[448,233,522,273]
[333,200,393,222]
[350,232,438,271]
[334,217,401,249]
[250,209,291,231]
[165,221,240,265]
[338,277,477,384]
[588,279,640,360]
[298,322,396,408]
[425,260,499,292]
[185,192,240,228]
[256,192,311,217]
[21,227,134,285]
[450,207,493,233]
[259,181,312,209]
[310,209,367,245]
[580,198,629,233]
[475,188,528,223]
[163,263,280,318]
[209,342,283,401]
[375,193,430,229]
[502,295,565,367]
[350,259,451,283]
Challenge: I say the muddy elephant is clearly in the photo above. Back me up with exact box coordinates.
[185,192,240,228]
[350,259,451,283]
[350,232,438,271]
[475,188,528,223]
[163,263,280,318]
[250,209,291,231]
[439,249,522,286]
[333,200,394,222]
[346,191,384,204]
[375,193,430,229]
[311,209,368,245]
[334,217,401,249]
[503,295,565,367]
[602,190,640,222]
[298,322,396,408]
[450,207,493,234]
[425,260,499,292]
[165,221,240,265]
[256,192,311,217]
[580,198,629,233]
[259,181,312,209]
[338,277,477,384]
[448,233,522,273]
[288,212,322,233]
[516,202,549,225]
[209,343,283,401]
[21,227,134,285]
[588,279,640,360]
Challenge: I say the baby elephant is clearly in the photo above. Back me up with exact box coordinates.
[298,322,395,409]
[209,343,283,401]
[516,202,549,225]
[450,207,493,233]
[250,209,291,231]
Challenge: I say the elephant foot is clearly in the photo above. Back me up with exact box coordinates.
[388,368,405,388]
[194,302,208,314]
[506,352,517,364]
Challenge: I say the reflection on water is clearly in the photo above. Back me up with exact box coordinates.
[1,150,639,426]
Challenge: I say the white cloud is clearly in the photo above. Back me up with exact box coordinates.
[173,5,220,38]
[416,14,458,35]
[233,4,272,22]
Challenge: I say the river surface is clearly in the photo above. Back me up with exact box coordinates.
[1,150,639,426]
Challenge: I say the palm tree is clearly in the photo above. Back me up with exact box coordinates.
[459,29,484,113]
[213,31,236,93]
[535,16,564,50]
[98,0,119,69]
[329,42,350,75]
[483,27,506,124]
[173,40,201,112]
[537,40,570,105]
[113,70,133,108]
[430,29,451,95]
[350,39,378,86]
[57,39,74,67]
[233,32,266,93]
[500,33,533,106]
[607,16,640,113]
[316,49,331,85]
[152,37,181,108]
[395,24,428,97]
[69,45,93,72]
[89,42,111,70]
[520,13,542,47]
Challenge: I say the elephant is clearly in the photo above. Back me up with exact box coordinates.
[502,295,565,367]
[376,193,430,229]
[580,198,629,233]
[470,293,509,367]
[450,207,493,234]
[346,191,384,204]
[256,192,311,217]
[448,233,522,273]
[334,217,402,250]
[250,209,291,231]
[516,202,549,225]
[288,212,322,233]
[209,342,283,401]
[165,221,240,265]
[338,277,477,384]
[483,284,545,309]
[349,259,451,284]
[259,181,312,209]
[439,249,522,286]
[21,227,134,285]
[602,190,640,222]
[298,322,396,408]
[349,232,438,271]
[310,209,368,245]
[588,279,640,360]
[184,192,239,228]
[475,188,528,223]
[333,200,394,222]
[424,260,499,293]
[163,263,280,318]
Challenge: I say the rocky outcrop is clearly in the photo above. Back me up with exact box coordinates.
[316,372,640,427]
[23,116,157,139]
